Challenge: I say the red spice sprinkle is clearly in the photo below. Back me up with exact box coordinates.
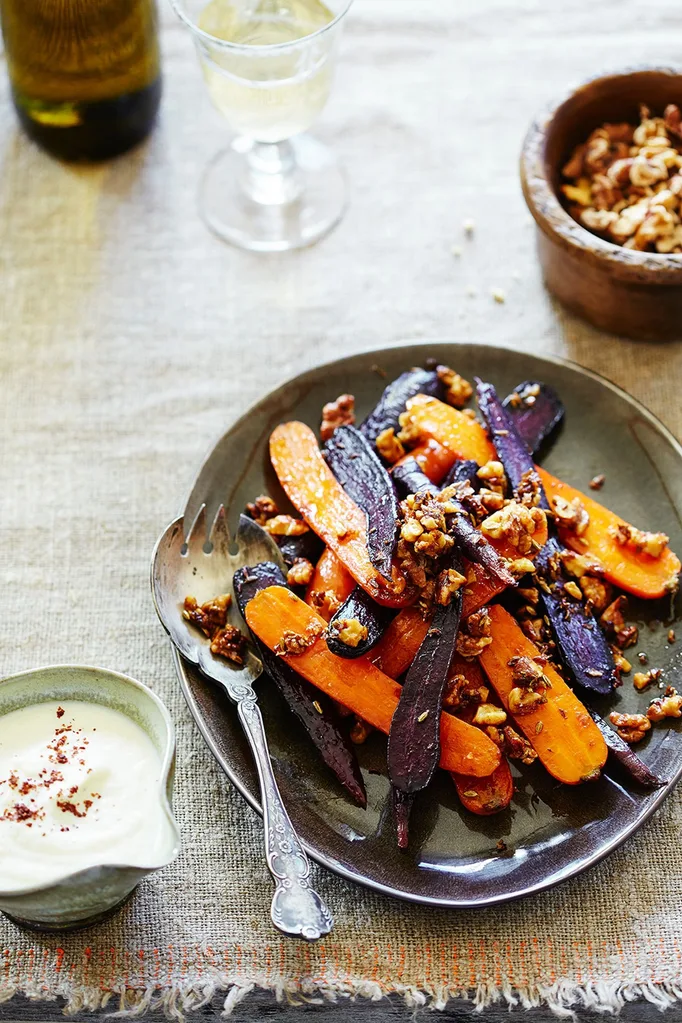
[56,707,65,719]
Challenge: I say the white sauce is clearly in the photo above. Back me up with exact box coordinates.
[0,700,171,892]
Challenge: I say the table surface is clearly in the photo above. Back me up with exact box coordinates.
[2,1,682,1020]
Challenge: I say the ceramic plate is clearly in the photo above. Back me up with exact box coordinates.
[171,342,682,908]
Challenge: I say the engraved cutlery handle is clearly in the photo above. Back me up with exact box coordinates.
[236,690,333,941]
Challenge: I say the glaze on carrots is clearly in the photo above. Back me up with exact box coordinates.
[478,605,608,785]
[245,586,501,778]
[270,422,412,607]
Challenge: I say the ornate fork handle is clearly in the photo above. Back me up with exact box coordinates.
[230,683,333,940]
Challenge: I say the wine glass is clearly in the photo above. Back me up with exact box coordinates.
[171,0,353,252]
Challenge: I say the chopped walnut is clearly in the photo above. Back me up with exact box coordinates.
[472,703,507,727]
[609,522,669,558]
[508,687,546,716]
[551,495,589,536]
[647,687,682,722]
[375,427,405,464]
[611,646,632,676]
[563,580,583,600]
[320,394,355,442]
[183,594,232,637]
[521,617,548,645]
[245,494,278,526]
[436,364,473,408]
[559,550,604,579]
[589,474,605,490]
[476,460,507,496]
[308,589,342,618]
[274,622,325,656]
[481,502,546,556]
[601,595,639,649]
[328,618,368,648]
[508,655,548,691]
[456,609,493,659]
[500,725,538,764]
[506,557,536,578]
[580,575,613,613]
[443,675,489,711]
[396,407,424,446]
[349,717,373,744]
[286,558,314,587]
[263,514,309,537]
[633,668,662,691]
[609,710,651,744]
[562,105,682,252]
[435,567,467,605]
[513,469,543,508]
[210,624,247,665]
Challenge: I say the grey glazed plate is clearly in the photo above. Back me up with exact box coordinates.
[172,342,682,908]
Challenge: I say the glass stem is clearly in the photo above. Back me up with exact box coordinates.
[242,140,302,206]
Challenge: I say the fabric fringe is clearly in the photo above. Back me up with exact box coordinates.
[3,974,682,1019]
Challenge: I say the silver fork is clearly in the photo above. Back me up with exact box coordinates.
[151,505,333,941]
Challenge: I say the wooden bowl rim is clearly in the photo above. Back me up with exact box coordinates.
[520,64,682,283]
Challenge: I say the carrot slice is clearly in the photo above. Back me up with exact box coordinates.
[245,586,501,777]
[270,422,412,608]
[452,760,514,816]
[407,394,680,599]
[305,548,355,621]
[478,605,607,784]
[538,469,681,600]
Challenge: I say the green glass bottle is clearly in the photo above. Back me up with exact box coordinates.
[0,0,161,161]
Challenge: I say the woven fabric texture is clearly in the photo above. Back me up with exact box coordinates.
[1,0,682,1016]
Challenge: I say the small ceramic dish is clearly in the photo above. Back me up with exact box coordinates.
[520,65,682,341]
[0,665,180,931]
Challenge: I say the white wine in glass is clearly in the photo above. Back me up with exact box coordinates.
[172,0,352,251]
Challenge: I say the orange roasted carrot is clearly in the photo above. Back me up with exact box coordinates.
[406,394,680,599]
[538,469,680,600]
[395,438,456,484]
[478,605,607,784]
[245,586,501,778]
[305,547,355,621]
[452,760,514,815]
[270,421,412,608]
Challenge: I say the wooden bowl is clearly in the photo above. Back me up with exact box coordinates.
[520,66,682,341]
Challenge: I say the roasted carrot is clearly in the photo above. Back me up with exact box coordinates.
[305,547,355,621]
[395,438,456,484]
[452,760,514,816]
[406,395,680,599]
[270,422,412,608]
[245,586,501,777]
[538,469,681,599]
[478,605,608,785]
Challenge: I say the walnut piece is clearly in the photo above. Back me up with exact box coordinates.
[274,622,325,656]
[436,364,473,408]
[497,725,538,764]
[308,589,342,619]
[647,687,682,722]
[263,514,309,537]
[633,668,662,691]
[514,468,542,508]
[183,594,231,637]
[600,595,639,649]
[609,711,651,744]
[245,494,278,526]
[476,460,507,496]
[481,502,546,556]
[210,624,247,665]
[443,675,489,711]
[286,558,314,587]
[320,393,355,441]
[328,618,368,648]
[609,522,669,559]
[375,427,405,464]
[579,575,613,613]
[508,654,548,690]
[435,567,467,605]
[472,703,507,727]
[456,609,493,659]
[551,495,590,535]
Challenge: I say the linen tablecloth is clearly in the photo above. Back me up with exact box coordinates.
[2,0,682,1016]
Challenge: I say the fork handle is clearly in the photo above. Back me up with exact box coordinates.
[236,694,333,941]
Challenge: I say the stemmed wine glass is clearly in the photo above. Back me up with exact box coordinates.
[171,0,353,252]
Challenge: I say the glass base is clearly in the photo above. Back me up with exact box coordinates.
[199,134,347,252]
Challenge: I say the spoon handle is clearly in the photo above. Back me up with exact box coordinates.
[236,692,333,941]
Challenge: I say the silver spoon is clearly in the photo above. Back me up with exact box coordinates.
[151,505,333,941]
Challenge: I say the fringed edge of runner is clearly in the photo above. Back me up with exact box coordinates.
[3,972,682,1019]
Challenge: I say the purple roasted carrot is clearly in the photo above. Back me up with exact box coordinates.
[504,380,564,455]
[360,367,444,445]
[589,710,664,788]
